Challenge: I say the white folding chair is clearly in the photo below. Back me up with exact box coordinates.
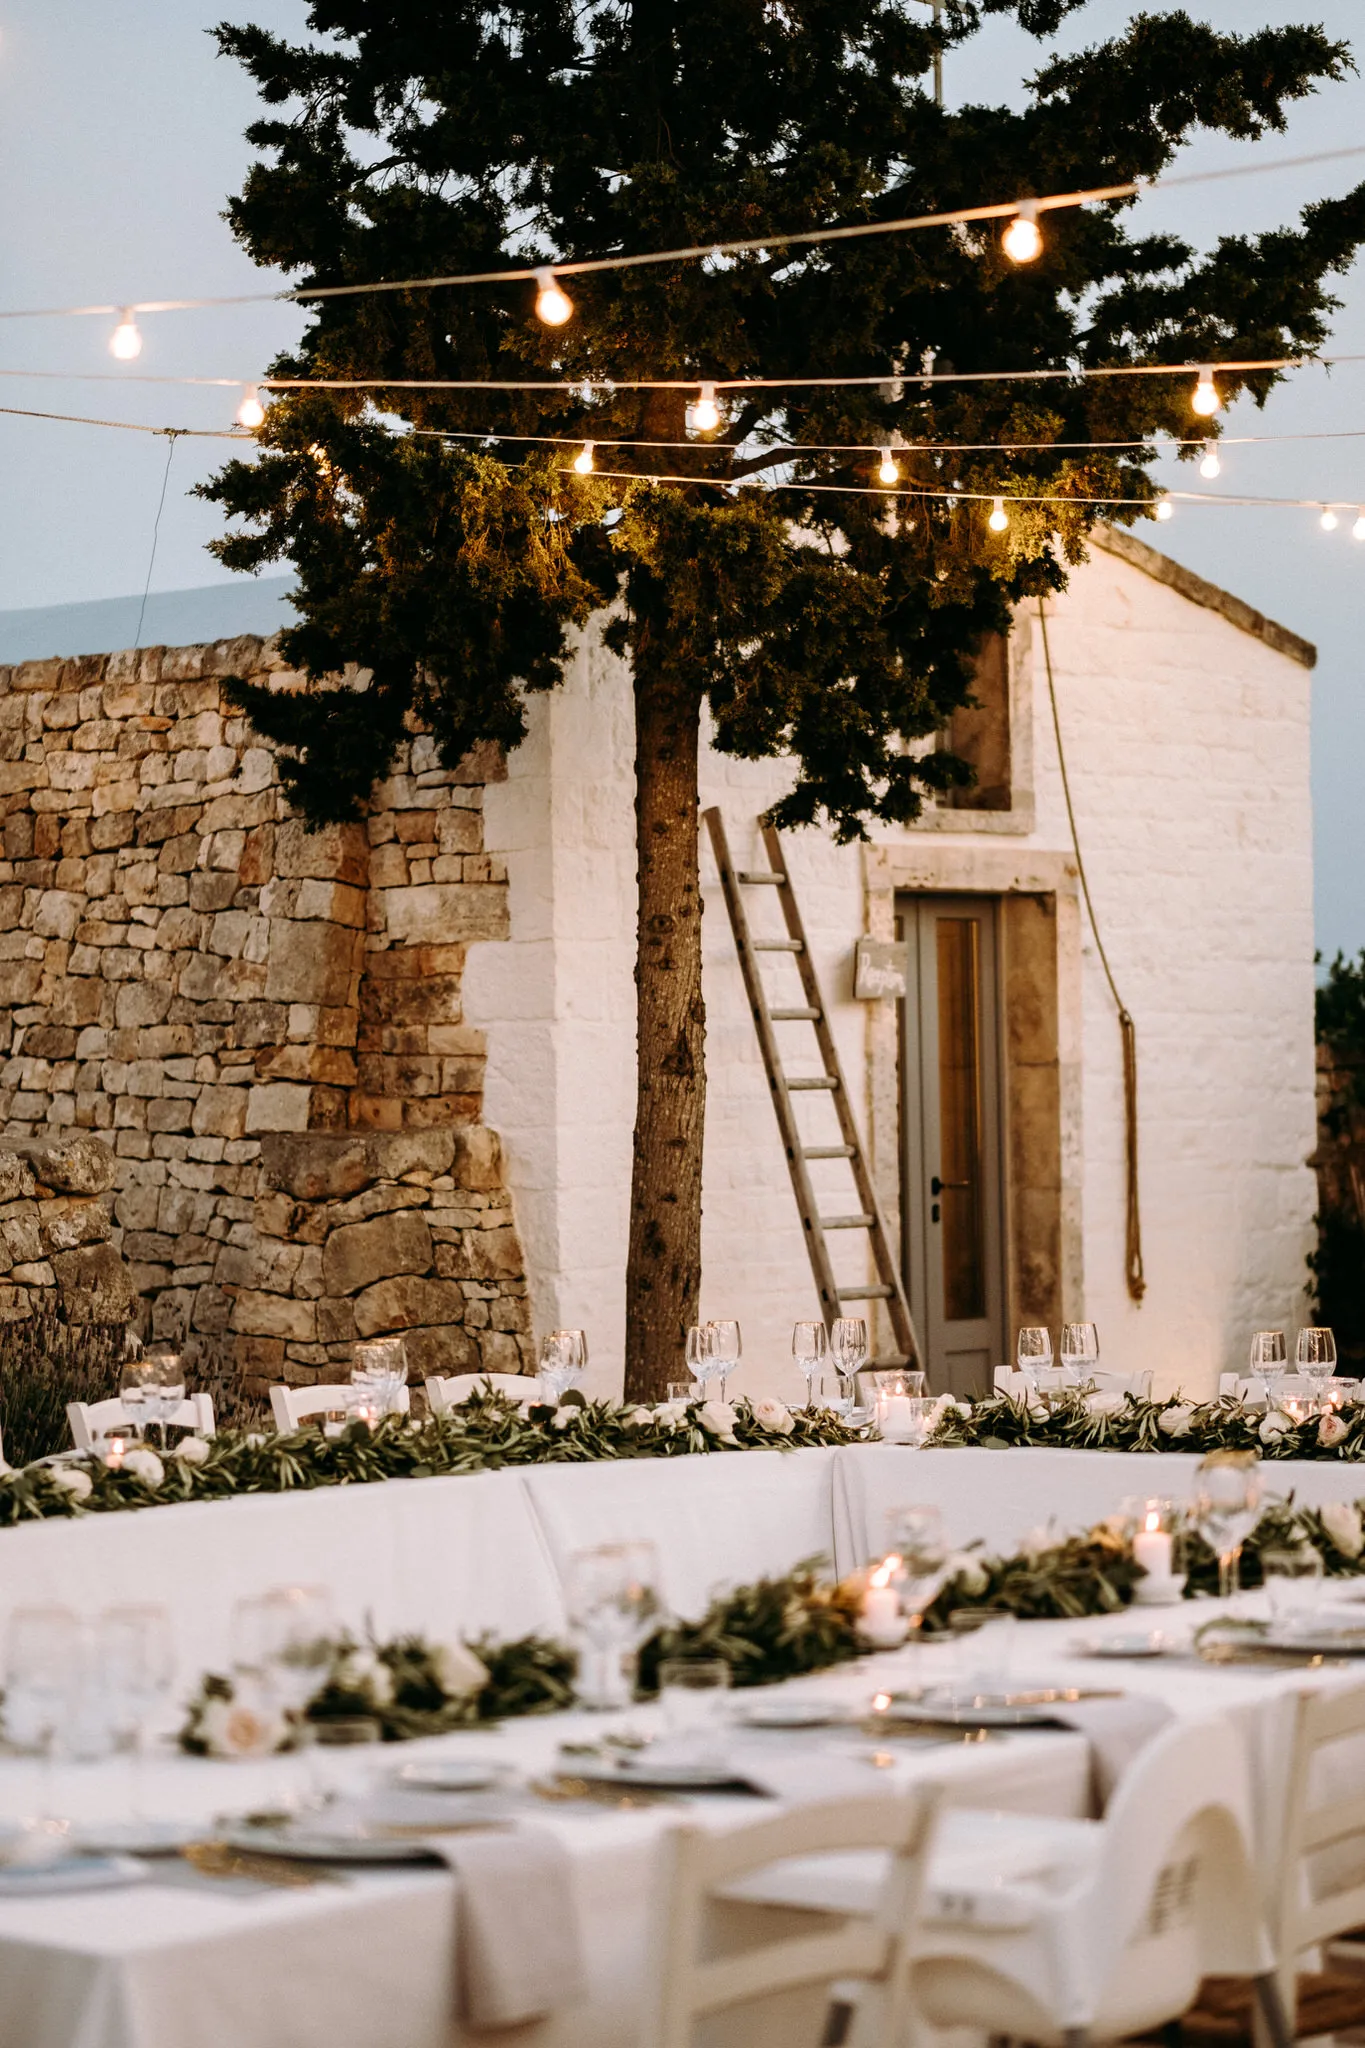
[646,1791,938,2048]
[426,1372,542,1415]
[268,1383,410,1431]
[993,1367,1029,1397]
[912,1714,1275,2047]
[1089,1368,1153,1400]
[67,1393,215,1453]
[1262,1683,1365,2040]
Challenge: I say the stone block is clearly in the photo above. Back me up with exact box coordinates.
[264,922,360,1008]
[275,819,368,887]
[231,1290,318,1341]
[0,1213,41,1264]
[321,1209,434,1297]
[22,1131,117,1193]
[245,1082,312,1134]
[33,891,81,941]
[50,1240,135,1320]
[403,1325,479,1376]
[381,884,509,946]
[39,1197,112,1253]
[352,1274,465,1337]
[0,1153,35,1202]
[0,961,42,1004]
[365,1131,457,1182]
[114,981,173,1029]
[50,980,105,1028]
[259,1133,374,1202]
[192,1086,249,1140]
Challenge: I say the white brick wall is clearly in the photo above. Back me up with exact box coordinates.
[463,544,1317,1405]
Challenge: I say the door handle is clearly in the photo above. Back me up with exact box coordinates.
[930,1176,970,1196]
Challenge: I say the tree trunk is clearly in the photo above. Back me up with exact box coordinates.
[623,640,706,1402]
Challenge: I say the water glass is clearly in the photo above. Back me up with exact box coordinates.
[149,1351,185,1444]
[1191,1455,1263,1603]
[1261,1547,1324,1630]
[1296,1327,1337,1395]
[831,1316,868,1410]
[1060,1322,1099,1386]
[120,1357,155,1439]
[814,1370,852,1419]
[685,1326,714,1390]
[539,1329,587,1402]
[566,1542,662,1710]
[666,1382,698,1405]
[657,1658,731,1765]
[707,1320,741,1398]
[352,1336,408,1415]
[1016,1327,1052,1387]
[885,1505,949,1641]
[792,1321,828,1407]
[5,1607,81,1815]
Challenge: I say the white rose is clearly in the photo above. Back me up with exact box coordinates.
[624,1406,654,1428]
[1019,1523,1056,1560]
[431,1641,490,1699]
[50,1467,92,1501]
[1259,1410,1293,1445]
[1084,1391,1125,1419]
[551,1406,578,1431]
[699,1401,739,1442]
[336,1648,394,1706]
[173,1436,211,1466]
[1321,1501,1365,1559]
[654,1401,688,1431]
[1026,1399,1049,1424]
[946,1551,989,1597]
[952,1398,972,1418]
[121,1447,164,1488]
[752,1399,794,1436]
[1158,1404,1194,1438]
[1319,1412,1350,1449]
[199,1694,287,1760]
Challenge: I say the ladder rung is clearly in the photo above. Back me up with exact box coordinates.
[838,1283,894,1300]
[786,1076,839,1091]
[736,870,785,885]
[803,1146,855,1159]
[770,1007,821,1022]
[820,1213,874,1229]
[754,939,803,951]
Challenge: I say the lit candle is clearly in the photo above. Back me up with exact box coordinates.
[106,1436,126,1471]
[860,1559,909,1646]
[1132,1507,1173,1580]
[879,1394,914,1440]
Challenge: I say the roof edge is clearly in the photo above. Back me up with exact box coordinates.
[1090,523,1316,671]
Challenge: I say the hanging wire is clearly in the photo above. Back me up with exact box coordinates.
[133,431,182,651]
[1037,597,1146,1306]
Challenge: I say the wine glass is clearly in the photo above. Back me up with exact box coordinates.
[120,1356,155,1440]
[98,1606,175,1813]
[1296,1328,1337,1401]
[539,1329,587,1402]
[684,1325,710,1394]
[1191,1456,1263,1604]
[1015,1327,1052,1390]
[6,1606,81,1820]
[830,1317,868,1413]
[792,1322,828,1409]
[565,1542,663,1710]
[707,1320,741,1400]
[1247,1331,1287,1405]
[1060,1322,1099,1387]
[885,1505,950,1668]
[149,1350,185,1447]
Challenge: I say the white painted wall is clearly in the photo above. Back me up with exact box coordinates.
[464,543,1317,1405]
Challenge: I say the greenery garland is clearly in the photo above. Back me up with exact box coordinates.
[928,1388,1365,1460]
[0,1392,862,1528]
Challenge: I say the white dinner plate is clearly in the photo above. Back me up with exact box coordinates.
[74,1819,204,1857]
[1262,1623,1365,1656]
[219,1822,442,1864]
[733,1697,850,1729]
[0,1854,149,1896]
[566,1752,744,1790]
[1069,1632,1178,1659]
[393,1757,513,1794]
[881,1686,1109,1730]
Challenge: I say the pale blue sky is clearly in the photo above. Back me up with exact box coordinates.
[0,3,1361,956]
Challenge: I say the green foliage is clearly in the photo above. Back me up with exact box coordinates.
[0,1317,125,1470]
[929,1386,1365,1459]
[1317,950,1365,1065]
[204,2,1365,828]
[639,1560,867,1691]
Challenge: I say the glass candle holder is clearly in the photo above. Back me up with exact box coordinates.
[872,1371,929,1443]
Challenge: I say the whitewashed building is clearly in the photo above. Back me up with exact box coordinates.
[465,526,1318,1404]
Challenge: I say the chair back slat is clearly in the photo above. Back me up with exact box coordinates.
[426,1373,541,1414]
[67,1393,215,1453]
[1272,1682,1365,2007]
[268,1383,410,1431]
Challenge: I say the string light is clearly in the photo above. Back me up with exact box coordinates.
[236,384,265,428]
[1321,506,1339,531]
[109,309,142,361]
[1354,509,1365,541]
[1002,202,1042,265]
[1191,369,1220,418]
[533,268,574,327]
[877,447,900,485]
[573,440,595,474]
[988,496,1009,530]
[1198,442,1221,479]
[690,382,721,433]
[1156,499,1174,521]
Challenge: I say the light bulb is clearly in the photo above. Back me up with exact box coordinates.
[988,496,1009,532]
[1353,510,1365,541]
[573,440,595,474]
[1191,369,1220,418]
[877,447,900,486]
[109,308,142,361]
[237,385,266,429]
[533,267,573,326]
[1321,507,1339,532]
[1002,202,1042,265]
[690,382,721,433]
[1155,499,1174,522]
[1198,443,1221,479]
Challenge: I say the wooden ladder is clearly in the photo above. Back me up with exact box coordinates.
[704,808,922,1370]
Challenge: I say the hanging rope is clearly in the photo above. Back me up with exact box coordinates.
[1037,598,1146,1304]
[133,430,181,651]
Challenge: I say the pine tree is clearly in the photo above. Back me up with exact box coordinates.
[204,2,1365,1400]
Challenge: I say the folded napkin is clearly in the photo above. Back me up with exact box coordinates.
[430,1823,588,2031]
[1041,1693,1174,1813]
[724,1744,892,1804]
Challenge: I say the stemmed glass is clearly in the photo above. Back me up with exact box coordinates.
[539,1329,587,1402]
[1016,1327,1052,1389]
[352,1337,408,1417]
[1191,1455,1263,1604]
[830,1317,868,1416]
[1060,1323,1099,1387]
[99,1606,175,1814]
[792,1322,828,1409]
[1297,1328,1337,1403]
[885,1506,950,1673]
[565,1542,663,1711]
[120,1356,155,1440]
[707,1320,741,1400]
[1248,1331,1287,1405]
[684,1326,710,1394]
[5,1607,81,1821]
[148,1350,185,1447]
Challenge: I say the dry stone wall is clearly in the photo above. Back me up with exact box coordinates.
[0,636,532,1390]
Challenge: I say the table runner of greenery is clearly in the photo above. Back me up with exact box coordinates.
[928,1388,1365,1459]
[0,1392,861,1527]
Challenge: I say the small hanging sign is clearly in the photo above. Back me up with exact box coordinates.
[853,937,909,1000]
